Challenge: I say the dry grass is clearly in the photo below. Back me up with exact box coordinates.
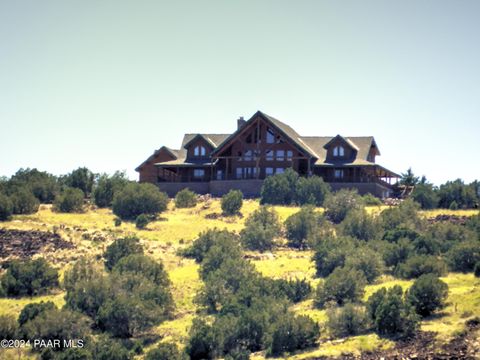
[0,201,479,359]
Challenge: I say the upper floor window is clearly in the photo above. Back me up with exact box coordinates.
[266,150,274,161]
[266,128,275,144]
[286,150,293,161]
[276,150,285,161]
[244,150,253,161]
[333,146,345,157]
[265,167,274,176]
[194,146,206,157]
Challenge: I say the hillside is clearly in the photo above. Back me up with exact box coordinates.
[0,200,479,359]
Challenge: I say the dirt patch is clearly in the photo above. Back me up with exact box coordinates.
[333,320,480,360]
[427,215,470,225]
[0,228,74,262]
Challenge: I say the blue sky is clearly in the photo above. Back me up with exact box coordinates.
[1,1,479,185]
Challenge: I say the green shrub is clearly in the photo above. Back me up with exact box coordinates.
[104,236,144,270]
[18,301,56,326]
[268,314,319,356]
[146,342,183,360]
[10,187,40,214]
[362,193,383,206]
[21,308,91,350]
[324,189,363,224]
[181,229,239,263]
[380,199,423,232]
[326,303,369,338]
[395,255,447,279]
[96,295,160,338]
[65,255,174,337]
[313,236,355,277]
[0,193,13,221]
[260,168,298,205]
[0,315,18,340]
[474,262,480,278]
[438,179,477,209]
[221,190,243,216]
[344,247,385,283]
[0,258,59,296]
[114,217,122,227]
[295,176,330,206]
[340,209,380,241]
[186,318,217,360]
[381,238,413,267]
[284,206,319,248]
[447,241,480,272]
[135,214,149,229]
[367,286,419,338]
[112,183,168,220]
[93,171,130,208]
[8,168,59,203]
[53,187,84,213]
[113,254,171,288]
[240,206,281,251]
[383,225,420,243]
[90,336,131,360]
[63,167,95,197]
[315,267,366,308]
[175,188,198,208]
[64,258,110,318]
[411,183,439,209]
[273,278,312,303]
[406,274,448,317]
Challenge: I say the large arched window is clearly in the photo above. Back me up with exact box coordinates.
[194,146,206,157]
[333,146,345,157]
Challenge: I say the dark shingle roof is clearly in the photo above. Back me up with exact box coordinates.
[149,111,387,169]
[181,134,230,149]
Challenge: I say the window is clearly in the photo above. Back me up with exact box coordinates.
[334,169,344,179]
[194,146,206,157]
[236,168,243,179]
[276,168,285,174]
[276,150,285,161]
[266,128,275,144]
[266,150,274,161]
[244,150,253,161]
[193,169,205,178]
[287,150,293,161]
[266,167,274,176]
[216,170,223,180]
[245,167,257,179]
[333,146,345,157]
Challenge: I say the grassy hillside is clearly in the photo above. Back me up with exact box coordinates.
[0,200,479,359]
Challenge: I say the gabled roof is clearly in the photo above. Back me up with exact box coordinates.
[211,111,319,158]
[181,134,229,149]
[300,136,377,165]
[182,133,229,149]
[135,146,178,172]
[146,111,390,171]
[323,134,360,151]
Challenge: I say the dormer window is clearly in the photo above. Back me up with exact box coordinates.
[333,146,345,157]
[194,146,206,157]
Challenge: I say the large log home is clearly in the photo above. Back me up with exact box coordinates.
[136,111,400,198]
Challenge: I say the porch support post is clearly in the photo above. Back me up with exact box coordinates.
[307,157,311,176]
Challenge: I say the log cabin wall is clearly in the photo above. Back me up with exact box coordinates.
[138,149,176,183]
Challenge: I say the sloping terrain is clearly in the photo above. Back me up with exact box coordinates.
[0,201,479,359]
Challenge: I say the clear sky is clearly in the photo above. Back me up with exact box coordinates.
[1,0,479,185]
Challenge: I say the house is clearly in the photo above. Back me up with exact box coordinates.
[136,111,400,198]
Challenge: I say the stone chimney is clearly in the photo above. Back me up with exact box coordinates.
[237,116,246,129]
